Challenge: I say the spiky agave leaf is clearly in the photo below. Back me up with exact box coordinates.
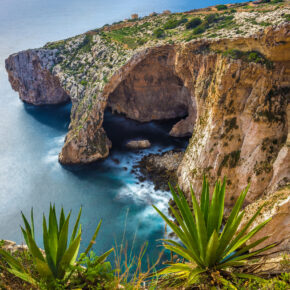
[153,176,276,287]
[3,206,113,286]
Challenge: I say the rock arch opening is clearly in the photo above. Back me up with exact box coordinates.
[106,47,196,138]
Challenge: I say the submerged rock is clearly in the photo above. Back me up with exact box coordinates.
[126,139,151,149]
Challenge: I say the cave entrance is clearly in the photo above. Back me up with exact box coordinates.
[106,47,196,138]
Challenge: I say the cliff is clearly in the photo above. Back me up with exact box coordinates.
[5,1,290,260]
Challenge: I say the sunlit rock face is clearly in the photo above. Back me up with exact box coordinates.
[239,185,290,274]
[175,25,290,207]
[5,49,70,105]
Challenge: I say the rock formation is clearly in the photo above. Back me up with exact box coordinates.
[126,139,151,149]
[5,2,290,264]
[5,49,70,105]
[175,25,290,206]
[138,150,184,191]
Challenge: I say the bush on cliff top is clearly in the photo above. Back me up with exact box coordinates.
[216,4,228,11]
[222,49,273,69]
[153,28,165,38]
[185,17,202,29]
[163,17,187,30]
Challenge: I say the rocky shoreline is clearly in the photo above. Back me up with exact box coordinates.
[137,149,184,191]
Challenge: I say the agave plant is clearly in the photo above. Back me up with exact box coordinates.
[0,205,113,287]
[153,177,275,287]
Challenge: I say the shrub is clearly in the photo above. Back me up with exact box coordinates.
[223,49,244,59]
[204,13,219,24]
[0,205,113,288]
[154,177,275,288]
[192,25,206,35]
[163,19,179,30]
[79,34,93,52]
[153,28,165,38]
[185,17,202,29]
[247,52,264,62]
[222,49,273,69]
[163,18,187,30]
[216,4,228,10]
[284,14,290,21]
[69,251,115,289]
[137,38,147,45]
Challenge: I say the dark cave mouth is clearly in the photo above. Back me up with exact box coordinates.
[105,48,196,142]
[103,108,190,152]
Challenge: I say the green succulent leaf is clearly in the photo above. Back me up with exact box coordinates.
[153,177,276,286]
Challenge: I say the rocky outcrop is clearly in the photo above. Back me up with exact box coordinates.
[175,25,290,206]
[138,150,184,191]
[242,186,290,255]
[169,108,196,137]
[5,49,70,105]
[1,240,29,253]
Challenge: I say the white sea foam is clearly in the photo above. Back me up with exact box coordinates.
[116,180,172,238]
[43,135,65,168]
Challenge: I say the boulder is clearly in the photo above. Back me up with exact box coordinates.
[126,139,151,149]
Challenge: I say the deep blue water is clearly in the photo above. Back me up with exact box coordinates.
[0,0,245,265]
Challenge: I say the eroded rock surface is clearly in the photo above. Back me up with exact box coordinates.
[107,46,192,122]
[238,185,290,274]
[5,49,70,105]
[176,25,290,206]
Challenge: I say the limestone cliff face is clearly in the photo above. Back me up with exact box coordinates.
[5,49,70,105]
[175,25,290,207]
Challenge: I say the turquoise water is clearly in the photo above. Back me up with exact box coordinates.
[0,0,245,263]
